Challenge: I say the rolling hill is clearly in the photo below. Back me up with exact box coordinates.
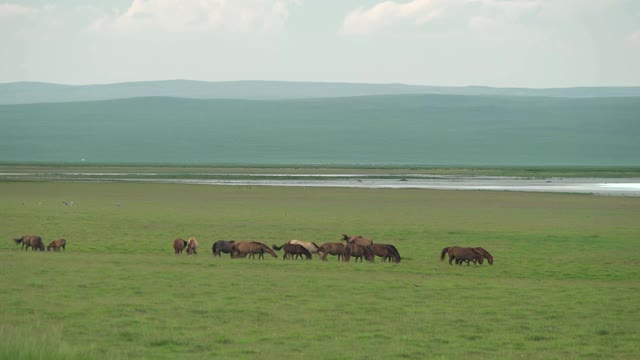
[2,80,640,105]
[1,94,638,166]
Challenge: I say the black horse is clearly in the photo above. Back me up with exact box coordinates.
[212,240,235,257]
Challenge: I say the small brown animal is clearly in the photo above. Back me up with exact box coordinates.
[173,238,188,254]
[47,239,67,252]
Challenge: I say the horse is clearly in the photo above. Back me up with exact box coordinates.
[212,240,235,257]
[341,234,373,247]
[232,241,278,259]
[47,239,66,252]
[343,243,374,263]
[272,243,311,260]
[369,244,401,263]
[318,242,345,262]
[473,247,494,265]
[455,247,493,265]
[287,240,324,259]
[186,237,199,255]
[14,235,44,251]
[440,246,484,265]
[173,238,188,254]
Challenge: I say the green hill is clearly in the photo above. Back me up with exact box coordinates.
[1,94,638,166]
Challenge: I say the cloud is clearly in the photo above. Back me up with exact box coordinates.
[340,0,443,35]
[631,30,640,44]
[340,0,543,35]
[93,0,296,33]
[0,3,37,17]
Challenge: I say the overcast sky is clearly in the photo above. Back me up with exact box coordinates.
[1,0,639,87]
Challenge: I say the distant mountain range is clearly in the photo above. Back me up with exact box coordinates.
[2,80,640,104]
[1,94,638,166]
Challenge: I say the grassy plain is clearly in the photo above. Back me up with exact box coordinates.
[1,181,639,359]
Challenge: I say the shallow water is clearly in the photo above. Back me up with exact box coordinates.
[2,172,639,196]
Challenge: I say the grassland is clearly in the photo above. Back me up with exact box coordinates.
[1,181,639,359]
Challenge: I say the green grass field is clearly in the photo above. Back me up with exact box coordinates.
[1,181,639,359]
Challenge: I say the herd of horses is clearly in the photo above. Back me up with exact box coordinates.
[174,233,495,265]
[13,233,493,266]
[13,235,67,252]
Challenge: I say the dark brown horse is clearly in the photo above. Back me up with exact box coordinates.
[318,242,345,262]
[342,234,374,247]
[47,239,66,252]
[14,235,44,251]
[232,241,278,259]
[212,240,235,257]
[369,244,401,263]
[272,243,311,260]
[186,237,199,255]
[440,246,484,265]
[343,243,375,262]
[173,238,188,254]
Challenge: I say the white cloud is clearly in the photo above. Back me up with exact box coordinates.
[631,30,640,44]
[0,3,37,17]
[468,16,499,30]
[93,0,295,33]
[340,0,443,35]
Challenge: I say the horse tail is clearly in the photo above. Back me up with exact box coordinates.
[272,244,283,251]
[14,238,23,245]
[440,247,449,261]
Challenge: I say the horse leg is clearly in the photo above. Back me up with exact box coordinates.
[449,255,455,265]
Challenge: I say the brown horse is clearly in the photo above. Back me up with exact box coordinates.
[47,239,67,252]
[212,240,235,257]
[369,244,401,263]
[455,248,493,265]
[232,241,278,259]
[342,234,373,247]
[440,246,484,265]
[343,243,374,262]
[318,242,345,262]
[287,240,324,258]
[173,238,188,254]
[272,243,311,260]
[186,237,199,255]
[14,235,44,251]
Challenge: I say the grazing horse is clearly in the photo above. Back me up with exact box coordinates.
[232,241,278,259]
[47,239,67,252]
[14,235,45,251]
[173,238,188,254]
[455,247,493,265]
[440,246,484,265]
[369,244,401,263]
[473,247,494,265]
[272,243,312,260]
[341,234,373,247]
[287,240,324,259]
[186,237,199,255]
[318,242,345,262]
[212,240,235,257]
[343,243,374,263]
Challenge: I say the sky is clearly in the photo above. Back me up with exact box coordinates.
[1,0,639,88]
